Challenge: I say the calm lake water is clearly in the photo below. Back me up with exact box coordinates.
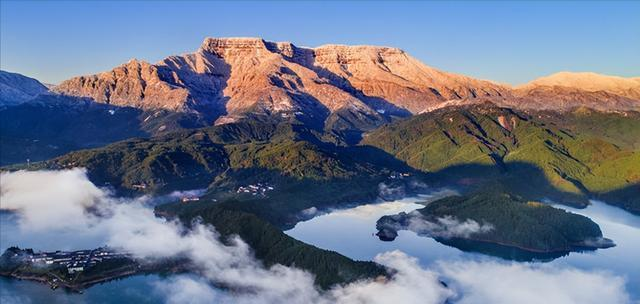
[285,195,640,301]
[0,274,167,304]
[1,192,639,302]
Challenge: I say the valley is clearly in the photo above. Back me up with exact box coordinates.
[1,33,639,303]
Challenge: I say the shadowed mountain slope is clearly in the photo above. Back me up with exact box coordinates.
[0,70,49,106]
[363,103,640,213]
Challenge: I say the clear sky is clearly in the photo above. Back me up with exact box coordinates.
[1,1,639,85]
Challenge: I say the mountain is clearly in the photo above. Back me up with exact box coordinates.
[499,72,640,111]
[511,85,640,111]
[5,40,640,178]
[421,72,640,113]
[519,72,640,100]
[363,103,640,214]
[52,38,640,126]
[52,37,508,134]
[0,94,213,166]
[22,119,424,228]
[0,70,49,106]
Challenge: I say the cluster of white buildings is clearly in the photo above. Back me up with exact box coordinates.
[236,183,275,196]
[388,172,411,179]
[132,183,147,190]
[181,196,200,203]
[26,247,130,274]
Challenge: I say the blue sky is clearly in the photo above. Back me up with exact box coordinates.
[1,1,639,85]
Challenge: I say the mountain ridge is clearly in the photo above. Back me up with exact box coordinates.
[51,37,509,130]
[0,70,49,106]
[3,37,639,133]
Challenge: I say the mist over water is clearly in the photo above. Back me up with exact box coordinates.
[0,170,453,304]
[287,196,640,303]
[550,201,640,293]
[0,170,637,303]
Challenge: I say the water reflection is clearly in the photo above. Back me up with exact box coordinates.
[434,238,571,262]
[0,274,167,304]
[2,191,638,301]
[286,197,640,300]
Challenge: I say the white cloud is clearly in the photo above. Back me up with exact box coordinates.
[330,251,453,304]
[155,276,225,304]
[406,213,494,238]
[0,168,104,230]
[149,189,207,206]
[152,251,452,304]
[437,260,631,304]
[0,170,449,303]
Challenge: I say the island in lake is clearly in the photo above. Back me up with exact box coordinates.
[376,191,615,261]
[0,247,183,292]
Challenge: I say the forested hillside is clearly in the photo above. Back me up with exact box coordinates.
[363,104,640,213]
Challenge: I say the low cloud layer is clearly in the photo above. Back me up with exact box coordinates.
[0,169,105,230]
[155,251,452,304]
[438,260,631,304]
[0,169,633,304]
[0,169,450,303]
[405,213,494,239]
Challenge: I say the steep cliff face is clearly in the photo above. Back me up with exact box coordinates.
[52,37,509,130]
[0,70,49,106]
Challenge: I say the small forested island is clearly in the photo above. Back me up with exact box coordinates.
[0,247,181,292]
[376,191,615,258]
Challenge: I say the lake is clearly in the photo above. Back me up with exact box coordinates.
[1,192,639,302]
[285,194,640,301]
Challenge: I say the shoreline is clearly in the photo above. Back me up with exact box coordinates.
[0,269,142,292]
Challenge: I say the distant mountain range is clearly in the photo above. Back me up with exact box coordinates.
[3,37,640,119]
[1,37,639,164]
[50,37,507,128]
[519,71,640,100]
[49,38,640,122]
[0,70,49,106]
